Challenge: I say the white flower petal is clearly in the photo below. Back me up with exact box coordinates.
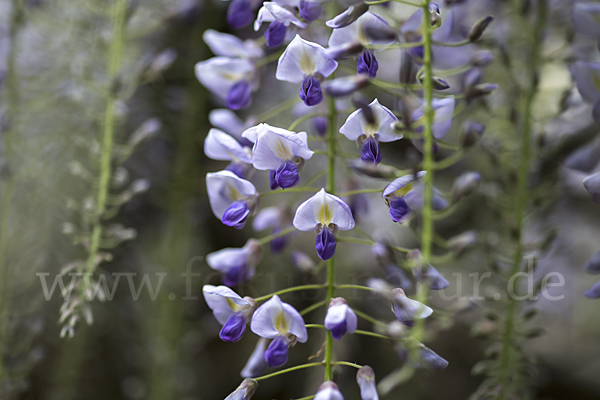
[209,109,246,138]
[264,2,307,28]
[250,124,314,170]
[339,99,399,142]
[195,57,255,100]
[293,189,355,231]
[204,129,252,163]
[203,29,264,59]
[276,35,338,84]
[206,171,257,219]
[382,172,426,198]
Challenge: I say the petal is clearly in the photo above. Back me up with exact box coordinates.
[329,12,394,47]
[254,5,275,31]
[264,335,290,367]
[572,3,600,37]
[205,128,252,163]
[281,302,308,342]
[203,29,264,59]
[339,99,399,142]
[382,172,426,197]
[570,62,600,104]
[264,2,307,28]
[253,207,282,231]
[241,339,268,378]
[195,57,255,100]
[293,189,355,231]
[250,124,314,170]
[276,35,338,83]
[250,295,285,339]
[203,285,249,325]
[209,109,246,138]
[206,170,257,219]
[206,246,251,274]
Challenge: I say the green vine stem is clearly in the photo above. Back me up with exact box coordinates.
[496,1,547,398]
[81,0,127,291]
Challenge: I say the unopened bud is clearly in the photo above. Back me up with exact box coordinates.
[471,51,493,67]
[291,251,316,272]
[452,171,481,203]
[429,3,441,27]
[225,378,258,400]
[584,251,600,274]
[468,16,494,42]
[325,2,369,29]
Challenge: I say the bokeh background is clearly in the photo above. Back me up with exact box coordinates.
[1,0,600,399]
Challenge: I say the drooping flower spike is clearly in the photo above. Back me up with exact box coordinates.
[382,172,427,223]
[203,29,264,60]
[206,240,263,286]
[276,35,338,106]
[204,129,253,178]
[203,285,257,342]
[293,189,355,260]
[253,206,293,253]
[314,381,345,400]
[390,288,433,326]
[324,297,357,340]
[242,123,314,189]
[339,99,400,165]
[328,12,395,78]
[356,366,379,400]
[224,378,258,400]
[206,170,259,229]
[195,57,257,110]
[241,338,268,378]
[250,295,307,368]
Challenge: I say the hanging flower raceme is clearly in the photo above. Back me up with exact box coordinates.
[328,12,395,78]
[356,366,379,400]
[254,0,308,47]
[340,99,400,165]
[324,297,357,340]
[253,206,294,253]
[241,338,269,378]
[203,285,257,342]
[276,35,338,106]
[206,170,259,229]
[204,129,253,178]
[195,57,258,110]
[293,189,355,260]
[382,172,426,223]
[314,381,344,400]
[389,288,433,326]
[206,240,263,286]
[242,123,314,189]
[224,378,258,400]
[250,295,307,368]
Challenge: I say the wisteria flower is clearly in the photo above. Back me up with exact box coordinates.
[204,129,253,178]
[390,288,433,326]
[206,170,259,229]
[242,123,314,189]
[411,97,456,140]
[195,57,257,110]
[339,99,400,165]
[254,0,307,47]
[250,295,307,367]
[382,172,427,223]
[203,29,264,59]
[326,2,369,29]
[324,297,357,340]
[203,285,257,342]
[328,12,395,78]
[253,206,293,253]
[572,2,600,38]
[276,35,338,106]
[356,366,379,400]
[224,378,258,400]
[293,189,355,260]
[314,381,344,400]
[570,62,600,122]
[396,341,449,370]
[584,281,600,299]
[206,240,263,286]
[241,338,268,378]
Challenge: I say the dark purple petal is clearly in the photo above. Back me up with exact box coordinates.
[584,280,600,299]
[360,136,383,165]
[300,75,323,106]
[275,161,301,189]
[219,313,246,342]
[227,0,254,29]
[221,201,250,229]
[330,320,347,340]
[264,335,289,368]
[389,196,411,223]
[357,50,379,78]
[316,226,336,260]
[226,80,252,110]
[222,264,251,286]
[299,0,323,22]
[265,21,287,48]
[312,116,328,136]
[269,170,280,190]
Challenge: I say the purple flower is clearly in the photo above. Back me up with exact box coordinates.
[226,80,252,110]
[222,201,251,229]
[411,97,455,139]
[324,297,357,340]
[206,170,259,229]
[325,3,370,29]
[584,281,600,299]
[390,288,433,326]
[584,251,600,274]
[203,285,257,342]
[329,12,394,47]
[382,172,426,223]
[250,295,308,367]
[360,136,383,165]
[274,161,301,189]
[203,29,264,59]
[204,128,252,178]
[195,57,256,108]
[206,240,263,286]
[357,51,378,78]
[415,264,449,290]
[300,75,323,106]
[388,197,411,224]
[241,339,268,378]
[315,225,336,260]
[228,0,254,29]
[396,342,448,370]
[299,0,323,22]
[572,3,600,37]
[313,116,328,136]
[356,366,379,400]
[265,21,287,48]
[254,1,307,32]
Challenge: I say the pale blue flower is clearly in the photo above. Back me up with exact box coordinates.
[203,285,256,342]
[356,366,379,400]
[390,288,433,326]
[206,170,259,228]
[411,97,455,139]
[225,378,258,400]
[572,2,600,37]
[195,57,257,109]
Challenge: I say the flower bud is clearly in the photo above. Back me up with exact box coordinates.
[584,280,600,299]
[324,297,357,340]
[584,251,600,274]
[315,381,344,400]
[451,171,481,203]
[447,231,477,257]
[429,3,441,27]
[468,16,494,42]
[225,378,258,400]
[356,366,379,400]
[325,2,369,29]
[471,51,493,67]
[583,172,600,204]
[348,160,397,179]
[390,288,433,326]
[460,121,485,148]
[324,75,370,97]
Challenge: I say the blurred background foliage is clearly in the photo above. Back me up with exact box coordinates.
[0,0,599,399]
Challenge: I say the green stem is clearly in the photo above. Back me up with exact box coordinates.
[300,299,327,316]
[497,1,546,398]
[254,284,325,302]
[432,150,465,170]
[305,324,326,329]
[255,49,285,68]
[353,308,388,327]
[332,361,362,369]
[324,95,337,381]
[82,0,127,292]
[335,284,384,294]
[354,330,395,340]
[337,188,383,197]
[254,362,324,381]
